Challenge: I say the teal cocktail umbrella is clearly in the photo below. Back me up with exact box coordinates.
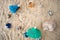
[26,27,42,39]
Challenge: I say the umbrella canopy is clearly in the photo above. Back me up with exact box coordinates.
[6,23,11,28]
[26,27,42,39]
[9,5,20,13]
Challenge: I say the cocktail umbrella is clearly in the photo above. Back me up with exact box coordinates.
[26,27,42,39]
[6,23,11,28]
[9,5,20,13]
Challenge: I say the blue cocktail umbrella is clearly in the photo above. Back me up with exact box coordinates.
[6,23,11,28]
[9,5,20,13]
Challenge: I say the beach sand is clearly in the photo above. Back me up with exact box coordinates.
[0,0,60,40]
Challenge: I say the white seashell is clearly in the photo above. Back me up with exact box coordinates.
[43,20,56,31]
[48,10,53,16]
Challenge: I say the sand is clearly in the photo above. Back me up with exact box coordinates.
[0,0,60,40]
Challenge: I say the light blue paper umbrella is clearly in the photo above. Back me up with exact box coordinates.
[9,5,20,13]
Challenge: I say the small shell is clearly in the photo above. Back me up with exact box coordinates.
[48,10,53,16]
[43,20,56,31]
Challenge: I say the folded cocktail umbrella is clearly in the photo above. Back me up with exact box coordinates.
[26,27,42,39]
[9,5,20,13]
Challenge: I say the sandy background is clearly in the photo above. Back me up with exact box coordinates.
[0,0,60,40]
